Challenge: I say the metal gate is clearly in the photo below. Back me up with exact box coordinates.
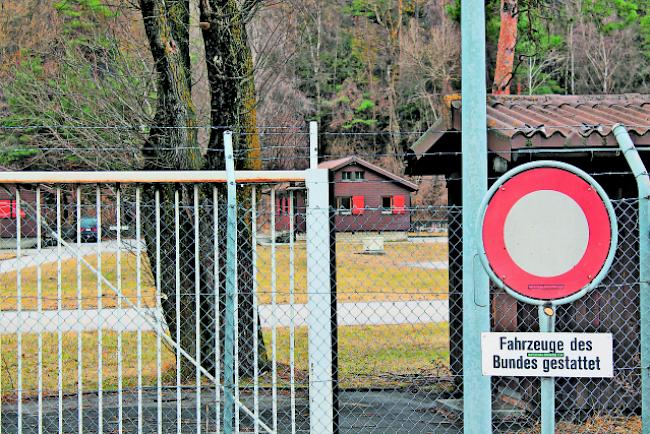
[0,127,335,433]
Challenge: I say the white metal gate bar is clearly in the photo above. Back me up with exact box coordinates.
[55,187,62,434]
[271,185,278,433]
[16,190,22,434]
[135,186,144,434]
[36,187,43,434]
[193,184,201,434]
[251,185,260,434]
[211,187,220,434]
[289,189,296,434]
[95,186,103,434]
[116,187,123,434]
[155,188,163,434]
[0,171,308,184]
[75,186,83,434]
[173,188,181,434]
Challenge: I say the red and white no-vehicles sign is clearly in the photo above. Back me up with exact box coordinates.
[478,162,618,304]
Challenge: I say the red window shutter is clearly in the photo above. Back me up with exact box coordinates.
[393,195,406,214]
[352,196,365,215]
[0,200,11,219]
[11,201,25,218]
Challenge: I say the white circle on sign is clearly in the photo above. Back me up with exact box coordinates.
[503,190,589,277]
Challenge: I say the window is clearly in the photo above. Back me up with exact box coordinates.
[275,195,291,216]
[337,196,352,215]
[337,196,364,215]
[276,193,300,216]
[381,196,392,214]
[342,171,364,181]
[379,196,406,214]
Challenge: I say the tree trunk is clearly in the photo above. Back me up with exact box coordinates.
[140,0,208,381]
[199,0,267,378]
[493,0,518,94]
[140,0,248,382]
[199,0,260,170]
[140,0,199,171]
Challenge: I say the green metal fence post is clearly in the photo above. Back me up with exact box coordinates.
[538,306,556,434]
[613,124,650,434]
[223,131,237,434]
[461,0,492,432]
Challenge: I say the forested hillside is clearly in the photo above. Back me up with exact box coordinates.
[2,0,650,174]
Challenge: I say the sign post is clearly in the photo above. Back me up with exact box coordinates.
[538,307,555,434]
[460,0,492,431]
[477,161,618,433]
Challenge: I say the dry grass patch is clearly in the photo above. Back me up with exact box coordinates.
[519,416,641,433]
[1,331,175,397]
[266,322,450,389]
[0,241,448,310]
[256,241,449,304]
[0,253,157,310]
[1,322,451,396]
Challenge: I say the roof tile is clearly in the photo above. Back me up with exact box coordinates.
[486,94,650,140]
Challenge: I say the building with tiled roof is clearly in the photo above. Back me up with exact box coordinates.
[406,94,650,414]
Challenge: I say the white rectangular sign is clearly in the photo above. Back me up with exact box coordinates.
[481,332,613,378]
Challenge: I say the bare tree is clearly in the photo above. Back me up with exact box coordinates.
[400,4,460,121]
[574,20,639,94]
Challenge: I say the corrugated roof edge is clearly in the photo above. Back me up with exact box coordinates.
[410,93,650,158]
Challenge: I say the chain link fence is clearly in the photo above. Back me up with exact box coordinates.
[489,197,641,433]
[0,177,643,433]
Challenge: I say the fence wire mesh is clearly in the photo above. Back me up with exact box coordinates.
[489,197,642,433]
[0,178,643,433]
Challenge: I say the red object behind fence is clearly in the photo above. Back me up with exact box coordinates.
[352,196,365,215]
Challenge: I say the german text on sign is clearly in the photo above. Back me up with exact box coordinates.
[481,332,613,378]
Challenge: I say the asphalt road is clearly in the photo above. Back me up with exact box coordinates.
[0,388,461,434]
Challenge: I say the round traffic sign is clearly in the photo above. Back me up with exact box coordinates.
[477,161,618,305]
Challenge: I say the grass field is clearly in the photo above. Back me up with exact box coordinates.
[0,240,449,310]
[0,238,450,396]
[0,323,450,396]
[0,253,157,311]
[256,241,449,304]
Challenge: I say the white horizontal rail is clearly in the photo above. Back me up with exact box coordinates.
[0,170,307,184]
